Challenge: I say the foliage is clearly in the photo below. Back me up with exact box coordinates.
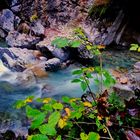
[16,90,140,140]
[30,14,38,22]
[51,37,81,48]
[130,44,140,52]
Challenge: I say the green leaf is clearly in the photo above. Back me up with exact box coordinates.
[81,81,87,91]
[26,106,41,118]
[39,124,56,136]
[70,111,82,119]
[130,44,139,51]
[52,103,63,110]
[80,132,88,140]
[14,100,26,109]
[72,69,83,75]
[71,79,81,83]
[70,40,81,48]
[32,134,48,140]
[56,135,62,140]
[88,113,95,119]
[88,132,100,140]
[31,113,46,129]
[52,37,69,48]
[86,45,92,50]
[41,104,53,112]
[62,96,70,103]
[48,111,61,127]
[86,73,93,78]
[94,78,100,85]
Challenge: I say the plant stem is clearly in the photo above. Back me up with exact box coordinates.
[99,54,103,94]
[73,119,84,132]
[83,74,96,102]
[64,135,80,140]
[105,125,114,140]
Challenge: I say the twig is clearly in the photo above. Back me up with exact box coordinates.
[73,119,84,132]
[99,54,103,94]
[105,125,114,140]
[64,135,80,140]
[83,74,96,103]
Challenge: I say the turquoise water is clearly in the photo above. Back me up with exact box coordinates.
[0,40,140,135]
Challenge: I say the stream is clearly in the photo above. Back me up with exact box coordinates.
[0,40,140,135]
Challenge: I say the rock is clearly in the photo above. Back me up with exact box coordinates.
[113,84,135,100]
[26,62,48,78]
[31,20,45,36]
[119,77,128,84]
[0,47,41,72]
[16,70,37,86]
[134,62,140,71]
[0,28,7,38]
[127,62,140,90]
[41,84,53,96]
[0,9,15,32]
[36,40,70,62]
[6,31,40,48]
[102,10,125,45]
[45,58,61,71]
[33,50,43,58]
[11,0,21,12]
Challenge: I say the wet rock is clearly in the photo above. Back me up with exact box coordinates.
[31,20,45,36]
[45,58,61,71]
[6,31,40,48]
[37,40,70,62]
[0,47,40,72]
[41,84,53,96]
[0,9,15,32]
[26,62,48,78]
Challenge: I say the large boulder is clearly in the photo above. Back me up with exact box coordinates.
[0,9,15,32]
[6,31,40,48]
[36,40,70,62]
[0,47,41,72]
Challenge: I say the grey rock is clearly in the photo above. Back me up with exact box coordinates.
[45,58,61,71]
[0,47,39,72]
[113,84,135,100]
[37,40,70,62]
[6,31,40,48]
[11,0,21,12]
[0,28,7,38]
[31,20,45,36]
[0,9,15,32]
[134,61,140,71]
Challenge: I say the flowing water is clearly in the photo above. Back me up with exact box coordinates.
[0,40,140,135]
